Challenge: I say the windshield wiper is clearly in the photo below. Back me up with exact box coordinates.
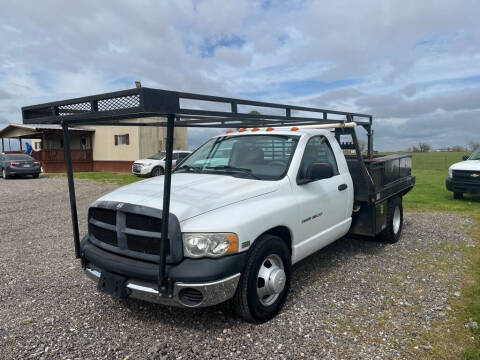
[175,164,203,173]
[205,165,261,179]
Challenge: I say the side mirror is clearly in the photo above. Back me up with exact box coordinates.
[463,155,470,161]
[298,162,334,185]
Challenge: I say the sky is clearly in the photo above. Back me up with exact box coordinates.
[1,0,479,151]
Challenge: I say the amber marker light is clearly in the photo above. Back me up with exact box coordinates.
[291,127,299,131]
[265,127,275,131]
[251,127,260,132]
[238,128,247,132]
[226,233,239,253]
[226,129,234,134]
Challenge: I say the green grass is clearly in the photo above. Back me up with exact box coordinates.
[48,171,142,186]
[402,152,480,358]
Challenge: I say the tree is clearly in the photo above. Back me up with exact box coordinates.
[411,145,420,153]
[451,145,466,152]
[248,110,261,115]
[469,141,480,152]
[418,142,431,152]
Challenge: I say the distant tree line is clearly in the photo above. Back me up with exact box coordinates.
[408,141,480,153]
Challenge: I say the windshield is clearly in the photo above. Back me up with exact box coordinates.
[175,134,299,180]
[470,148,480,160]
[147,152,166,160]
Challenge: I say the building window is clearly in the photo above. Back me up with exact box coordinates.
[114,134,130,146]
[34,142,42,150]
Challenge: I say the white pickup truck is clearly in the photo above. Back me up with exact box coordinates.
[82,127,414,322]
[446,148,480,199]
[21,88,415,323]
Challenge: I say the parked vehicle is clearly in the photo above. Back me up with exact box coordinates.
[132,150,191,177]
[22,88,415,323]
[446,148,480,199]
[0,154,41,179]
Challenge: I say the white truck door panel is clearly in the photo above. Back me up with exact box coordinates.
[292,135,351,263]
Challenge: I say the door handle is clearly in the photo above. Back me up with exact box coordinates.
[338,184,348,191]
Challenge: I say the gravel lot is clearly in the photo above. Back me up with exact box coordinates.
[0,176,474,359]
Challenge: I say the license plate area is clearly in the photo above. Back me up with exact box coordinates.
[97,271,129,298]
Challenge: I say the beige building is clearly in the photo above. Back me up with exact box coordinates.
[0,118,187,173]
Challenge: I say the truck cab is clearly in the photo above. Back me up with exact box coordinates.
[446,148,480,199]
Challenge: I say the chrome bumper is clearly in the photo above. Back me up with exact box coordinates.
[85,267,240,308]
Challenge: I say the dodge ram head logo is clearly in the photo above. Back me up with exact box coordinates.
[471,173,480,178]
[116,203,124,209]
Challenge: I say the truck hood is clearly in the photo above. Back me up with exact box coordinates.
[450,160,480,171]
[95,173,280,221]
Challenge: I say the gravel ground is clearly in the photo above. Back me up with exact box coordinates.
[0,176,475,359]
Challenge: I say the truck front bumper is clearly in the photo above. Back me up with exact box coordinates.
[81,236,246,308]
[446,178,480,194]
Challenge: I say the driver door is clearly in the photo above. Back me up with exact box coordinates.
[293,135,349,261]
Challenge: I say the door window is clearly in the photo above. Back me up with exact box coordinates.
[298,136,339,180]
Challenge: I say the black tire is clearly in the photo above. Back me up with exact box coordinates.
[233,234,291,323]
[377,196,403,243]
[453,192,463,199]
[2,168,9,179]
[151,167,164,177]
[32,173,39,178]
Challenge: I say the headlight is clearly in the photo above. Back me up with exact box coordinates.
[183,233,238,258]
[448,167,453,178]
[145,162,152,166]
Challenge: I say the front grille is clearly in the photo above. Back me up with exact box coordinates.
[89,223,118,246]
[132,164,142,172]
[90,208,116,225]
[453,170,480,183]
[126,213,161,232]
[126,234,161,255]
[88,204,180,263]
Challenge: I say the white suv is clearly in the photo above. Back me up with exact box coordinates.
[132,150,191,177]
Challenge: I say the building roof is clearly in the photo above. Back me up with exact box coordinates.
[0,123,94,139]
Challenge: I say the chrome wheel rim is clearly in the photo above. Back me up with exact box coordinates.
[257,254,286,306]
[393,206,401,234]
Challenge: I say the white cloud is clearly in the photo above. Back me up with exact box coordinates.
[0,0,479,150]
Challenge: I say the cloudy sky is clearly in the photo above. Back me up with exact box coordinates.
[1,0,479,150]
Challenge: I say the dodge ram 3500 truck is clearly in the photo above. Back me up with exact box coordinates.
[21,88,415,323]
[446,148,480,199]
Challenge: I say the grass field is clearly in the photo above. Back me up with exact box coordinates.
[47,151,480,357]
[402,152,480,359]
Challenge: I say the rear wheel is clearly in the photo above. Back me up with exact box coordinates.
[2,168,9,179]
[453,192,463,199]
[32,173,39,178]
[378,196,403,243]
[233,234,291,323]
[151,167,164,177]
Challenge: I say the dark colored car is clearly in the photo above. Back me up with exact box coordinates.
[0,154,41,179]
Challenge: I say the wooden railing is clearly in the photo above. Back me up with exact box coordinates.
[31,149,93,162]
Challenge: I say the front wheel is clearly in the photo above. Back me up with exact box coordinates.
[150,167,164,177]
[233,234,291,323]
[453,192,463,199]
[377,196,403,243]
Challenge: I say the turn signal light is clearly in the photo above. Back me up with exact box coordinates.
[291,127,299,131]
